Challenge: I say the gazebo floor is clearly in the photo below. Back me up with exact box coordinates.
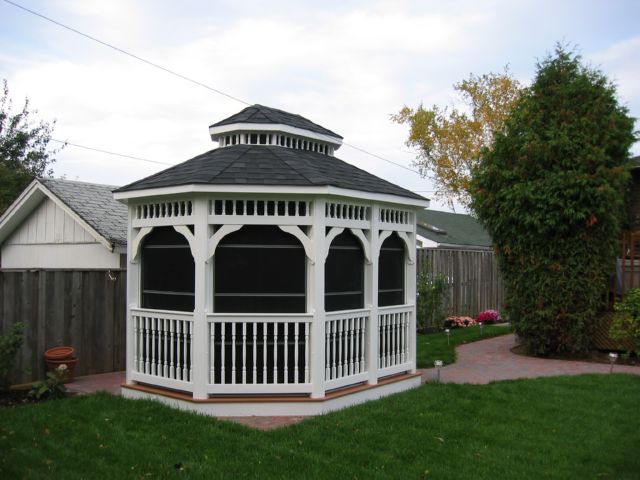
[121,372,422,417]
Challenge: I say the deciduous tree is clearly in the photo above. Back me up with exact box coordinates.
[0,79,60,214]
[392,69,522,208]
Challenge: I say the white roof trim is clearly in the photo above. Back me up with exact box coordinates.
[0,179,113,250]
[209,122,343,147]
[114,184,430,209]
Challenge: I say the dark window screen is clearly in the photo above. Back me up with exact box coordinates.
[325,230,364,312]
[378,233,405,306]
[214,225,306,313]
[141,226,195,311]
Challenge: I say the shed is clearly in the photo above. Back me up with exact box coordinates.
[114,104,429,416]
[0,178,127,269]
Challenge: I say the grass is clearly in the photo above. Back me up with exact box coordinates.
[417,324,512,369]
[1,374,638,479]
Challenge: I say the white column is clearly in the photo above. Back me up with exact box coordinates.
[125,204,138,385]
[367,204,380,385]
[407,218,418,373]
[309,198,326,398]
[192,197,210,399]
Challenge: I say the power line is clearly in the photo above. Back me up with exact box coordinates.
[5,0,423,177]
[52,139,174,166]
[3,0,250,106]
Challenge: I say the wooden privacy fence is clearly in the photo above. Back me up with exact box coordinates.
[0,269,126,385]
[417,248,504,316]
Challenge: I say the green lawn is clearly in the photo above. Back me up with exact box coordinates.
[417,324,512,368]
[1,374,638,479]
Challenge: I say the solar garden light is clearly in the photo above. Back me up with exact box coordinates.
[609,352,619,374]
[445,329,451,345]
[479,321,484,336]
[434,360,443,382]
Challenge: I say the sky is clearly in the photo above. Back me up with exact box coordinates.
[1,0,639,212]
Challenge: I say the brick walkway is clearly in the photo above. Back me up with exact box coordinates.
[66,334,640,429]
[420,333,640,384]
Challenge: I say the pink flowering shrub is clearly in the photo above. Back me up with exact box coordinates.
[445,316,477,328]
[476,309,502,324]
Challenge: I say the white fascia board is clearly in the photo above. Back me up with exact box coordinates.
[0,179,113,251]
[208,123,343,147]
[0,179,44,245]
[114,184,430,209]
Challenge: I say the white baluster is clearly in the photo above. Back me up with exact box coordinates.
[231,323,237,385]
[252,322,257,385]
[349,317,355,376]
[337,319,343,378]
[144,316,150,374]
[162,318,168,377]
[331,320,337,380]
[262,322,267,384]
[133,316,139,372]
[273,323,279,383]
[325,320,331,380]
[294,322,299,384]
[241,322,247,385]
[283,323,289,384]
[304,322,310,383]
[354,317,360,374]
[210,322,215,384]
[220,322,226,384]
[176,320,182,380]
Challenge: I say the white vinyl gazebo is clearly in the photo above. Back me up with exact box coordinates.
[114,105,429,416]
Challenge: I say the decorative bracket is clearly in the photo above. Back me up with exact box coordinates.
[278,225,314,264]
[130,227,153,263]
[207,224,243,261]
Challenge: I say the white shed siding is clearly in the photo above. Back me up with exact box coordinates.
[6,197,93,245]
[2,243,120,269]
[1,197,120,269]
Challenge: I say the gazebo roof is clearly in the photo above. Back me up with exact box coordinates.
[115,144,425,200]
[210,104,343,140]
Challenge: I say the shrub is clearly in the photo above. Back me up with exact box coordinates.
[0,322,25,390]
[29,365,68,401]
[477,309,502,324]
[471,46,636,355]
[445,316,477,328]
[417,262,448,330]
[610,289,640,356]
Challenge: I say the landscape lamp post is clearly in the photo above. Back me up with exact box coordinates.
[434,360,443,382]
[445,329,451,345]
[608,352,618,374]
[479,321,484,336]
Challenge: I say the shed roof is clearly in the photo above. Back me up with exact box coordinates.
[39,178,128,246]
[417,209,492,249]
[210,104,343,140]
[115,144,426,201]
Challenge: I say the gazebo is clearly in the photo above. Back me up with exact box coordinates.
[114,105,429,416]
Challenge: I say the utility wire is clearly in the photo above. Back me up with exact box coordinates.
[51,139,174,166]
[3,0,250,106]
[5,0,422,176]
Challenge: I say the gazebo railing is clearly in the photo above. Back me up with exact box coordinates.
[378,305,412,376]
[206,314,313,394]
[130,308,194,392]
[324,309,369,390]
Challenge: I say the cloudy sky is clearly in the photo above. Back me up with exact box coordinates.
[1,0,639,212]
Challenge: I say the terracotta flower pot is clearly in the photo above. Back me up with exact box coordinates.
[45,357,79,383]
[44,346,75,361]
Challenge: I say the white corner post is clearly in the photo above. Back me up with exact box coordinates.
[125,204,138,385]
[192,197,210,399]
[407,222,418,374]
[310,198,326,398]
[367,204,380,386]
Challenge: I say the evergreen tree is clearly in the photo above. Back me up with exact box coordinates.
[471,46,636,355]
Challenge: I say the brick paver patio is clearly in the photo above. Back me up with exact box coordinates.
[420,333,640,384]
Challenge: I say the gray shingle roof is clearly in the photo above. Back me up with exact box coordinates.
[40,178,127,247]
[210,105,343,139]
[417,209,492,248]
[115,145,425,201]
